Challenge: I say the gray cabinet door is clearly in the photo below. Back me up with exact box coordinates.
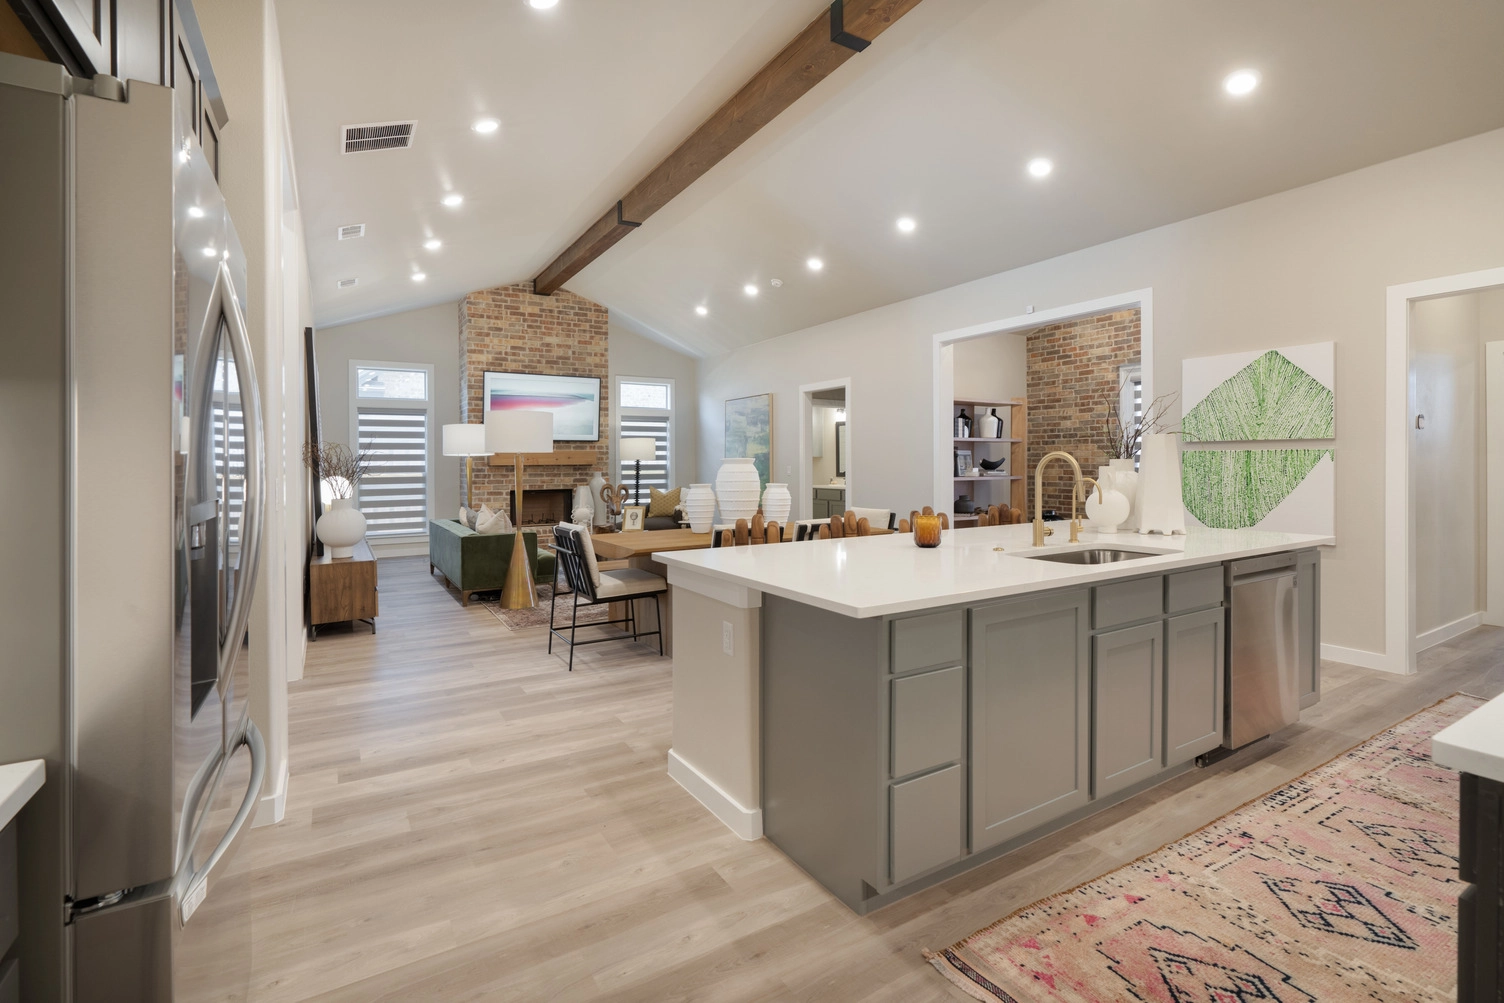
[1296,550,1320,708]
[1092,621,1164,797]
[970,590,1090,852]
[1164,607,1225,766]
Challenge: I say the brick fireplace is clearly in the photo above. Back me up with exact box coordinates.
[459,282,609,547]
[509,488,571,530]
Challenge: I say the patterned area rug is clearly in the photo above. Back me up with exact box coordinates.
[927,693,1485,1003]
[479,584,610,632]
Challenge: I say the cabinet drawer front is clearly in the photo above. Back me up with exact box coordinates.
[1166,567,1223,614]
[891,610,964,674]
[891,765,963,883]
[1093,576,1164,629]
[891,666,964,778]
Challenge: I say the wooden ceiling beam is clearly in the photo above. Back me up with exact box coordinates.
[533,0,923,296]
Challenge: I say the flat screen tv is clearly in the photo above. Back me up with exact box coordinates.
[483,371,602,442]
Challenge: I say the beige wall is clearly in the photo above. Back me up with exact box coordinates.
[697,127,1504,657]
[317,301,464,525]
[953,330,1026,403]
[608,319,700,486]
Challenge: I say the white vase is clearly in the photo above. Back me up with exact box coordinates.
[1085,469,1131,533]
[1137,433,1187,535]
[587,471,609,527]
[761,483,792,526]
[1108,458,1140,531]
[682,483,716,534]
[715,458,762,523]
[317,497,367,558]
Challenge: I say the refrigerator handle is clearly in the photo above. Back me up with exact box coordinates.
[205,259,265,683]
[178,719,265,926]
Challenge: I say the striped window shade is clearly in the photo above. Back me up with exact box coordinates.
[618,413,670,496]
[211,399,245,548]
[357,408,429,536]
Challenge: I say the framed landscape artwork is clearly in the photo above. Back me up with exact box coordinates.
[725,393,773,492]
[483,371,601,441]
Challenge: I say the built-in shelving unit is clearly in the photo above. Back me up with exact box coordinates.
[953,397,1026,523]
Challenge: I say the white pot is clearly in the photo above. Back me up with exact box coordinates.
[761,483,792,526]
[682,483,716,534]
[1108,458,1140,530]
[587,472,609,527]
[317,497,367,558]
[715,458,762,523]
[572,484,595,526]
[1137,433,1187,536]
[1085,472,1130,533]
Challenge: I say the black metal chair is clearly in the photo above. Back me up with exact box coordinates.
[549,524,666,671]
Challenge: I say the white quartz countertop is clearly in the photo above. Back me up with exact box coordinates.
[656,523,1333,618]
[1432,693,1504,784]
[0,759,45,831]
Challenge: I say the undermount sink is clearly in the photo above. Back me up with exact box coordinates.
[1020,547,1161,565]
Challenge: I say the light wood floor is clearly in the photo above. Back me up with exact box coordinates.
[239,557,1504,1001]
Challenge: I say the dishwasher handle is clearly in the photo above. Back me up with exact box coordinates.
[1227,553,1298,583]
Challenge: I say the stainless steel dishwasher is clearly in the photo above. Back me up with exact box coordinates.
[1224,553,1301,749]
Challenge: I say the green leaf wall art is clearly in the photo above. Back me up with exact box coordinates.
[1182,449,1333,529]
[1182,349,1334,442]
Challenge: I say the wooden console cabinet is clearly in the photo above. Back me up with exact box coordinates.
[309,539,377,635]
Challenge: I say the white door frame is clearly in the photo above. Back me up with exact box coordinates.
[1384,266,1504,675]
[929,288,1155,516]
[799,377,851,521]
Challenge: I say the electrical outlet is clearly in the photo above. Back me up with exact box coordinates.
[722,621,734,656]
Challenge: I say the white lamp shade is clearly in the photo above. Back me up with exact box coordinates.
[442,423,486,457]
[620,437,657,462]
[485,409,554,454]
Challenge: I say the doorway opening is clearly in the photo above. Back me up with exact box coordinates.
[798,378,851,521]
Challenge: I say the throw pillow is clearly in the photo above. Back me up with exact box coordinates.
[458,506,472,529]
[476,504,511,536]
[648,486,681,518]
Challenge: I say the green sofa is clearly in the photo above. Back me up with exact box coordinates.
[428,519,558,606]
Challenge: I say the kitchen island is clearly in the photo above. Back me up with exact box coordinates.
[655,522,1332,912]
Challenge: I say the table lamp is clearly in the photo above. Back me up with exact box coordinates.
[442,423,487,510]
[485,409,554,609]
[620,437,656,506]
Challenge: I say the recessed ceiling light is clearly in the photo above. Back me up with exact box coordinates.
[1223,68,1260,96]
[806,257,824,272]
[743,284,758,297]
[896,216,916,233]
[201,246,217,257]
[411,272,427,282]
[1027,157,1053,178]
[770,278,783,288]
[527,0,558,8]
[424,238,442,251]
[441,193,463,207]
[695,305,708,316]
[472,118,500,134]
[187,206,205,219]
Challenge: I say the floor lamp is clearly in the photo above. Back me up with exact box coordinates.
[620,437,656,506]
[485,409,554,609]
[442,423,486,510]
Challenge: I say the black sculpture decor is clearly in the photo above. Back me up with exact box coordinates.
[979,456,1007,473]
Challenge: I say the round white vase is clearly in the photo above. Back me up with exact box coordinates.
[572,484,595,527]
[761,483,792,526]
[682,483,716,534]
[1085,470,1131,533]
[1108,458,1140,530]
[587,472,609,527]
[317,497,367,558]
[715,458,762,523]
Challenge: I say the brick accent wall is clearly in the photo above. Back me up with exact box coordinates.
[1026,309,1141,515]
[459,283,609,543]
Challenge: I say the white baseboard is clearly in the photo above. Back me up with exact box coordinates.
[1321,643,1406,674]
[667,748,761,841]
[252,759,289,827]
[1417,612,1484,651]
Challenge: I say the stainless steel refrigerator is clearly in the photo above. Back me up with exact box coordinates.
[0,47,266,1001]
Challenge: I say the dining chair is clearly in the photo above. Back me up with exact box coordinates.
[549,524,666,671]
[713,515,783,547]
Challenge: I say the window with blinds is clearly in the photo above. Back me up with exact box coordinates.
[212,356,245,549]
[618,378,673,501]
[357,409,429,536]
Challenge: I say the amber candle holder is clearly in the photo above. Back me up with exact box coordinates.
[913,514,942,548]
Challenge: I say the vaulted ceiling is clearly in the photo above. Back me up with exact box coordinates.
[279,0,1504,356]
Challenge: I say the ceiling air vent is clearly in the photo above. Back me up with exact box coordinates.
[336,277,358,289]
[337,223,366,240]
[341,120,416,154]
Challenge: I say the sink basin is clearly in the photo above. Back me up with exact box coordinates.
[1020,548,1161,565]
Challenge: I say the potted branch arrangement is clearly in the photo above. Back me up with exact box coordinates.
[1091,382,1179,533]
[302,441,372,558]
